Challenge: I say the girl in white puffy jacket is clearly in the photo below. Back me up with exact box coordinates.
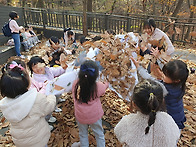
[114,79,180,147]
[0,61,56,147]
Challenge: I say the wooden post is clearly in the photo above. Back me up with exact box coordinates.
[22,7,27,27]
[83,0,88,36]
[105,13,109,31]
[62,11,65,29]
[42,9,47,30]
[127,16,131,32]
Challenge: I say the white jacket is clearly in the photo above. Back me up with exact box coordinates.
[0,88,56,147]
[114,112,180,147]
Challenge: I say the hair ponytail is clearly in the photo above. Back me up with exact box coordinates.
[145,93,159,134]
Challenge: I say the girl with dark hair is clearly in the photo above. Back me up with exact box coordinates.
[131,58,189,130]
[27,56,66,113]
[114,79,180,147]
[47,36,73,67]
[9,11,24,58]
[64,28,76,49]
[141,18,175,57]
[72,60,109,147]
[0,60,56,147]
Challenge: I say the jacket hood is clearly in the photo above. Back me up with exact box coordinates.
[0,88,37,123]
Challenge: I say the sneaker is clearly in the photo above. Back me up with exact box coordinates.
[55,107,62,113]
[29,45,34,48]
[48,116,56,123]
[71,142,80,147]
[49,125,54,131]
[58,98,66,103]
[19,55,26,59]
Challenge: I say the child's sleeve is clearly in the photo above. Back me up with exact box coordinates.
[97,82,109,97]
[138,66,168,96]
[51,66,66,77]
[163,33,175,55]
[38,94,56,116]
[114,115,129,143]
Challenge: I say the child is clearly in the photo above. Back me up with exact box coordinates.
[131,57,189,130]
[114,79,180,147]
[9,11,24,58]
[140,18,175,75]
[0,61,56,147]
[24,26,37,46]
[72,60,109,147]
[28,25,41,44]
[64,28,76,49]
[141,18,175,56]
[20,27,34,51]
[27,56,67,112]
[47,36,72,67]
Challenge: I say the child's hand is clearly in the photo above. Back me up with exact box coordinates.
[130,56,139,68]
[151,47,160,58]
[60,53,68,70]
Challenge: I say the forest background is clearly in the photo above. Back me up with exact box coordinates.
[0,0,195,19]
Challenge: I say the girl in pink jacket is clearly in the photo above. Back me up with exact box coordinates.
[72,60,109,147]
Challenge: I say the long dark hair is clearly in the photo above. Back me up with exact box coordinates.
[162,60,189,95]
[0,62,30,98]
[132,79,164,134]
[74,60,99,104]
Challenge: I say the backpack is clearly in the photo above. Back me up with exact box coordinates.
[2,21,12,37]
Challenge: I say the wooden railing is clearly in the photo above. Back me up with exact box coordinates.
[23,7,196,43]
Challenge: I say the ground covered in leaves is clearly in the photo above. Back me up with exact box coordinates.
[0,39,196,147]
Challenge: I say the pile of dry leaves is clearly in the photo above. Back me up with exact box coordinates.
[0,36,196,147]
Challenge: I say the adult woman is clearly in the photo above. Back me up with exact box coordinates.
[9,11,24,58]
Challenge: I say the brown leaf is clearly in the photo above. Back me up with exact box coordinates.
[175,27,181,35]
[184,105,196,112]
[1,117,6,123]
[0,122,10,128]
[110,54,117,60]
[190,31,196,37]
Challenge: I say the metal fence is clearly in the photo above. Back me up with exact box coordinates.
[23,7,196,43]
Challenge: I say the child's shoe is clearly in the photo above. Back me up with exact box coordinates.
[29,45,34,48]
[49,125,54,131]
[58,98,66,102]
[19,55,26,59]
[48,116,56,123]
[55,107,62,112]
[71,142,80,147]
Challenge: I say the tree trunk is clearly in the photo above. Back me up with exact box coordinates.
[164,0,184,32]
[87,0,92,29]
[7,0,11,6]
[171,0,184,17]
[184,0,196,41]
[36,0,44,8]
[111,0,117,14]
[22,0,25,7]
[142,0,147,13]
[83,0,88,36]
